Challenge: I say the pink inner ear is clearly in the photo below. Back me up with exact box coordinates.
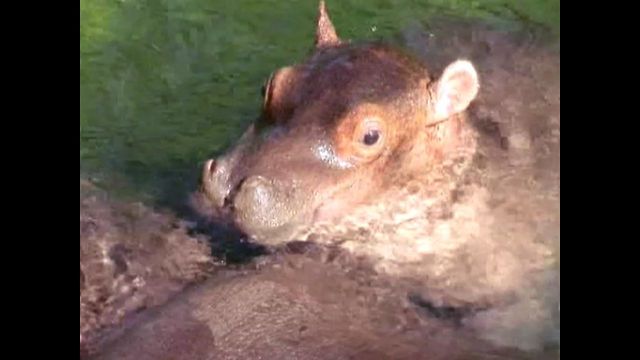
[433,60,479,121]
[447,71,475,97]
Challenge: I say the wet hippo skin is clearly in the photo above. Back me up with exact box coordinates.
[91,252,557,360]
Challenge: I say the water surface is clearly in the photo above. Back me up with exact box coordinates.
[80,0,559,210]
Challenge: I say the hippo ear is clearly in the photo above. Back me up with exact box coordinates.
[428,60,479,124]
[315,1,341,49]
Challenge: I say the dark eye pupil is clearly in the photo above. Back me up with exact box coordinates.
[363,130,380,146]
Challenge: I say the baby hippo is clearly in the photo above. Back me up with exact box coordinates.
[198,0,559,354]
[201,4,479,245]
[82,2,559,359]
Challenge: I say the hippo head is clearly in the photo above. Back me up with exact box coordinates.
[200,1,479,245]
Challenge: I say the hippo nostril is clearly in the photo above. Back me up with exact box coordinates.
[201,158,235,208]
[201,160,214,188]
[205,159,216,178]
[200,159,216,192]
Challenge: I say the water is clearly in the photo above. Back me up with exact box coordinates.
[79,0,559,210]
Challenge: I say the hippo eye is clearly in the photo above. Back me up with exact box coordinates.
[337,114,386,163]
[363,129,380,146]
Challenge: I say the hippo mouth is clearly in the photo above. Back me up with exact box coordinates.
[200,159,313,245]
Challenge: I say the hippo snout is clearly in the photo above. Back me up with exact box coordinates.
[233,176,296,230]
[201,159,232,209]
[201,158,305,241]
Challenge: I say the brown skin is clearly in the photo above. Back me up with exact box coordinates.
[201,1,479,245]
[80,179,215,357]
[90,249,557,360]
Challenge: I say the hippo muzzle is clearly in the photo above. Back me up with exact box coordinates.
[201,143,313,243]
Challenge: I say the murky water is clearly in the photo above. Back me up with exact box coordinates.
[80,0,559,209]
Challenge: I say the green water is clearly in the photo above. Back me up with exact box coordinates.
[80,0,559,209]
